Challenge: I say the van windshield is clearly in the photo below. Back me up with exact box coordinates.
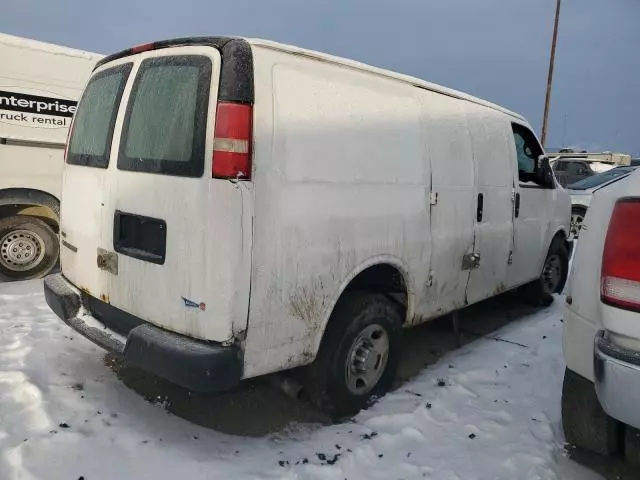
[67,64,132,168]
[117,55,211,177]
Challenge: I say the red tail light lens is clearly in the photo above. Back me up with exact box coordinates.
[131,42,155,54]
[212,102,252,179]
[601,198,640,311]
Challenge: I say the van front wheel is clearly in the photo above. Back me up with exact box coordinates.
[522,237,569,306]
[0,216,59,281]
[305,292,402,419]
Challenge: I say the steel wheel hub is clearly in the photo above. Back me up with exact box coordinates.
[542,254,562,294]
[345,324,389,395]
[0,229,45,272]
[570,213,584,238]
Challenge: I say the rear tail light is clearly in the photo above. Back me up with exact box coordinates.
[212,102,252,180]
[601,198,640,311]
[131,42,155,54]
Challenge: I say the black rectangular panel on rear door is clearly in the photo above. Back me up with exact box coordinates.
[113,211,166,265]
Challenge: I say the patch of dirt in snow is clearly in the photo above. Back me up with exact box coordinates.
[0,280,605,480]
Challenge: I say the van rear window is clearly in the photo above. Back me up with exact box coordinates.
[67,64,132,168]
[117,56,211,177]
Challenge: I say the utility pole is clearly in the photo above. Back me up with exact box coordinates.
[541,0,562,148]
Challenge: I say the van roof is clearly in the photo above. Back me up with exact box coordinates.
[97,36,525,123]
[0,33,102,61]
[247,38,526,122]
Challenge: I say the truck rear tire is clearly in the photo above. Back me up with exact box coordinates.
[562,368,620,455]
[521,237,569,306]
[304,292,402,419]
[625,426,640,468]
[0,215,59,281]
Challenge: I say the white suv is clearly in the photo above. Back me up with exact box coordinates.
[563,168,640,461]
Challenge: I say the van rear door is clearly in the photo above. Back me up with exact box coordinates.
[61,63,132,299]
[61,44,253,343]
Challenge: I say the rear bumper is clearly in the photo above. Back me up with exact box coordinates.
[594,330,640,429]
[44,273,242,393]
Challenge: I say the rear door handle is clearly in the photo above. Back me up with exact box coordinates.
[515,193,521,218]
[476,193,484,222]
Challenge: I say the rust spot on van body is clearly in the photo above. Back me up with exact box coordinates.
[494,282,507,296]
[289,284,327,332]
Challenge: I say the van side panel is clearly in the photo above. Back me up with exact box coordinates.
[464,104,516,303]
[243,47,430,378]
[0,35,100,199]
[412,92,474,320]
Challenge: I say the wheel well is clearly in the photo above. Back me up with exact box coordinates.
[307,263,410,364]
[0,189,60,231]
[343,263,408,319]
[553,229,567,243]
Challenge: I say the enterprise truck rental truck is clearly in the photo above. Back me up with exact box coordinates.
[0,33,102,281]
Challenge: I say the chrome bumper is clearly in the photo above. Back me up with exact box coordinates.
[594,330,640,429]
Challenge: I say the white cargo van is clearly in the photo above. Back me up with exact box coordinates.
[0,34,101,280]
[44,37,571,416]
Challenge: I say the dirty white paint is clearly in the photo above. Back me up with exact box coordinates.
[242,43,570,378]
[62,46,251,343]
[0,33,101,201]
[59,38,571,382]
[564,170,640,382]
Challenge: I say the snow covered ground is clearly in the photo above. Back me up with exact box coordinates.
[0,280,601,480]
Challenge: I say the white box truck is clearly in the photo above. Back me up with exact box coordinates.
[44,37,570,417]
[0,33,101,280]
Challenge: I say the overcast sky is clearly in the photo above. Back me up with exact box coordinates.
[3,0,638,155]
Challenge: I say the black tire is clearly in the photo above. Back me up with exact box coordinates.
[0,215,59,281]
[521,236,569,306]
[304,292,403,419]
[625,426,640,469]
[562,368,620,455]
[571,206,587,239]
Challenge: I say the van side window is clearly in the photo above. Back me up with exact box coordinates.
[511,124,545,186]
[118,56,211,177]
[67,64,132,168]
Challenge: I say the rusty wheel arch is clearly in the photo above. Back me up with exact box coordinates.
[310,258,414,358]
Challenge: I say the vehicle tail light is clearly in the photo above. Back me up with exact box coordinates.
[212,102,252,180]
[131,42,155,54]
[601,198,640,311]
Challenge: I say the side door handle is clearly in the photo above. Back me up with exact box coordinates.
[515,193,521,218]
[476,193,484,222]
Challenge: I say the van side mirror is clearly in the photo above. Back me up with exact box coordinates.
[537,155,554,187]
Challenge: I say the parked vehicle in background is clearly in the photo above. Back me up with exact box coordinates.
[44,36,571,417]
[0,34,101,281]
[566,166,637,238]
[554,150,632,166]
[552,158,616,187]
[563,169,640,463]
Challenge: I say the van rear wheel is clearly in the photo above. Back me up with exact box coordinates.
[304,292,402,419]
[0,216,59,281]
